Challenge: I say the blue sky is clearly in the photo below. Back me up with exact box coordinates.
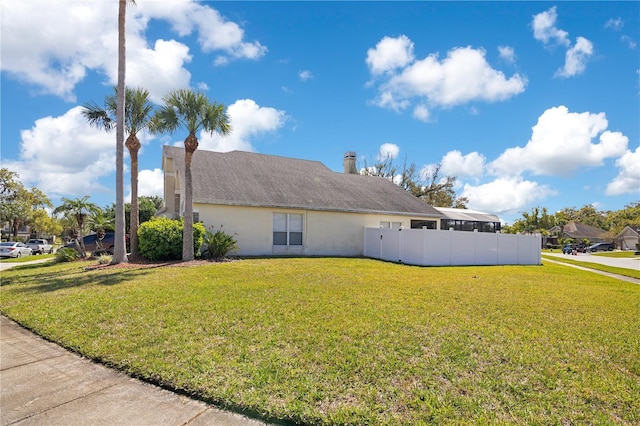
[1,1,638,224]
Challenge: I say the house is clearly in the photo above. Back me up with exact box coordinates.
[2,222,33,242]
[547,221,610,244]
[616,226,640,251]
[158,146,443,257]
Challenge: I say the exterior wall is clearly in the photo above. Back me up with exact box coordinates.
[616,227,639,250]
[161,156,181,219]
[194,203,440,257]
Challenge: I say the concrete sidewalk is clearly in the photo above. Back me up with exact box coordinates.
[0,316,266,426]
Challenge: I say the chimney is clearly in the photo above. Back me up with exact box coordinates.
[343,151,357,174]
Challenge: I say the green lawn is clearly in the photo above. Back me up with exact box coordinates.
[542,255,640,279]
[1,258,638,425]
[593,251,640,258]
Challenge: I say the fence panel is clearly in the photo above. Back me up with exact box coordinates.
[423,230,452,266]
[400,229,423,266]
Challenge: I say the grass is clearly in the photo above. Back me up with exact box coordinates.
[592,251,640,259]
[1,258,639,425]
[542,255,640,279]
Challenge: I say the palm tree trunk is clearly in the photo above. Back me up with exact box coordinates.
[77,216,86,258]
[112,0,127,264]
[126,135,140,256]
[183,148,195,261]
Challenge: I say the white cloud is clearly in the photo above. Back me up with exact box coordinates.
[532,6,570,47]
[462,177,556,215]
[556,37,593,78]
[127,1,267,64]
[137,168,165,199]
[125,39,193,103]
[605,17,624,31]
[4,106,116,198]
[0,0,265,101]
[299,70,313,81]
[490,106,629,177]
[366,35,415,75]
[378,143,400,160]
[498,46,516,64]
[199,99,286,152]
[412,104,430,122]
[606,146,640,195]
[370,43,527,114]
[532,7,593,78]
[620,35,637,49]
[440,150,486,178]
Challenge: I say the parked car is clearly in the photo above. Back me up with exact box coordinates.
[0,242,33,258]
[587,242,615,252]
[26,239,53,255]
[62,233,129,255]
[562,243,586,254]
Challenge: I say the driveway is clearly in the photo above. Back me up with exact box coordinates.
[0,258,52,271]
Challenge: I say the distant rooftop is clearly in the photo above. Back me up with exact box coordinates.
[435,207,501,223]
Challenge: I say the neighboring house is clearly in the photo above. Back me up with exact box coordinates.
[616,226,640,251]
[1,222,31,241]
[548,221,610,244]
[158,146,443,257]
[435,207,501,233]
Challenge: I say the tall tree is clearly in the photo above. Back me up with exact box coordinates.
[361,156,468,208]
[53,196,101,257]
[82,86,154,256]
[151,89,231,260]
[112,0,136,264]
[0,169,53,240]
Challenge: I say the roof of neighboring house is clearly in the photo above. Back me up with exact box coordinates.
[435,207,500,223]
[549,221,609,240]
[163,146,443,218]
[616,225,640,238]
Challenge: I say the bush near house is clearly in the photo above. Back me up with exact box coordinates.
[54,247,81,263]
[200,226,238,260]
[138,217,205,260]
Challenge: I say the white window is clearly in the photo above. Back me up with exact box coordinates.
[273,213,303,246]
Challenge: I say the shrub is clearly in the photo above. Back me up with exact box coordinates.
[97,254,112,265]
[138,217,205,261]
[201,226,238,260]
[55,247,80,263]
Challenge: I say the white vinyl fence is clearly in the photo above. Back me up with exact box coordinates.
[364,228,541,266]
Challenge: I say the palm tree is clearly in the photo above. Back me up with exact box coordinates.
[82,87,154,257]
[53,196,101,257]
[151,89,231,260]
[87,210,115,234]
[112,0,136,264]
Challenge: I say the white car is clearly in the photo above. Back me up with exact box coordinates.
[0,242,33,258]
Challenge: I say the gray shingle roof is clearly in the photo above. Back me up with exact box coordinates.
[548,221,608,240]
[164,146,442,218]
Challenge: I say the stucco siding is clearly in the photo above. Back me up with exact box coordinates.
[194,203,439,257]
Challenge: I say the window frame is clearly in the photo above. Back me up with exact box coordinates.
[273,213,304,246]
